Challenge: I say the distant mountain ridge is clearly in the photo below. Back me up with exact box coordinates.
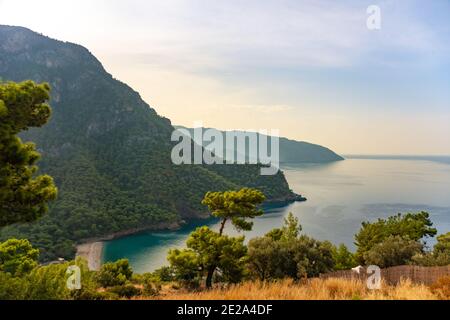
[0,25,297,261]
[175,126,344,164]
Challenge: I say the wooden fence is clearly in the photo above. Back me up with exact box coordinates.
[320,265,450,285]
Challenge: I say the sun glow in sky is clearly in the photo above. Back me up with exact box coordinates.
[1,0,449,154]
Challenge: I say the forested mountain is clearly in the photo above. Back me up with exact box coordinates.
[0,25,297,261]
[176,126,344,163]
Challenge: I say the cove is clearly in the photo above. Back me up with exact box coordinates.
[103,157,450,273]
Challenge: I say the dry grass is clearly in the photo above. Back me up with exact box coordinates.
[139,278,441,300]
[429,276,450,300]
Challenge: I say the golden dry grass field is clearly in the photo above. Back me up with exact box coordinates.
[136,277,450,300]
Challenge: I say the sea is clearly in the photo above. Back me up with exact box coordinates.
[103,156,450,273]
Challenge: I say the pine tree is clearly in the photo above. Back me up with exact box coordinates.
[0,81,57,227]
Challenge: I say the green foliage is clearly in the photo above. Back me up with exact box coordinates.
[167,249,200,287]
[16,258,98,300]
[354,212,437,264]
[363,235,423,268]
[247,214,334,280]
[0,212,445,300]
[266,212,301,241]
[0,271,27,299]
[188,226,248,284]
[96,259,133,287]
[332,244,358,270]
[202,188,265,234]
[434,232,450,255]
[0,238,39,276]
[142,278,161,296]
[412,232,450,267]
[24,262,71,300]
[294,237,335,278]
[151,266,175,282]
[247,236,282,281]
[281,212,301,240]
[0,239,68,300]
[132,272,162,296]
[69,258,111,300]
[108,284,141,298]
[168,226,247,288]
[137,274,163,297]
[0,81,57,227]
[168,188,265,288]
[412,252,450,267]
[0,255,131,300]
[0,28,296,262]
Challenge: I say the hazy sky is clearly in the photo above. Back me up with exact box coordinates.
[1,0,449,155]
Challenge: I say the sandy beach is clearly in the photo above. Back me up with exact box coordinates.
[76,242,103,271]
[73,221,181,272]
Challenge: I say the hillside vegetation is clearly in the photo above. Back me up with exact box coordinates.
[0,205,448,300]
[0,25,297,262]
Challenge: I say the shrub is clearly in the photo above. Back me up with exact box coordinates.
[143,278,161,296]
[69,258,107,300]
[152,266,175,282]
[0,239,39,276]
[131,272,161,296]
[168,227,247,288]
[109,284,141,298]
[363,235,423,268]
[96,259,133,287]
[412,232,450,266]
[354,212,436,264]
[411,252,450,267]
[24,263,71,300]
[332,244,358,270]
[247,214,334,280]
[167,249,200,287]
[0,271,27,300]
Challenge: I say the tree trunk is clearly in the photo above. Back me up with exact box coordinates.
[219,218,227,236]
[206,265,216,288]
[208,218,226,288]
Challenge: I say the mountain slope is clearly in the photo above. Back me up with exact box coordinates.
[0,25,297,261]
[278,137,343,163]
[176,126,344,164]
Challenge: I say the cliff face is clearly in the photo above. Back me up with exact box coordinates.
[0,25,296,261]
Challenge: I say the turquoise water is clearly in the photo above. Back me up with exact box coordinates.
[103,157,450,273]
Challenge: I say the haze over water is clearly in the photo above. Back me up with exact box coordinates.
[103,157,450,273]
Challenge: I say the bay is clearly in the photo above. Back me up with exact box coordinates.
[103,157,450,273]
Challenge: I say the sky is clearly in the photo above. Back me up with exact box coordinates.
[0,0,449,155]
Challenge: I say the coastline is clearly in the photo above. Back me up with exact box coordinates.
[75,221,181,270]
[74,194,304,270]
[266,192,307,204]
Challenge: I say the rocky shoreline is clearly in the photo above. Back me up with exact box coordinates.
[266,192,307,204]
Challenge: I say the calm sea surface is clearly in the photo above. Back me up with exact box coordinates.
[103,157,450,273]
